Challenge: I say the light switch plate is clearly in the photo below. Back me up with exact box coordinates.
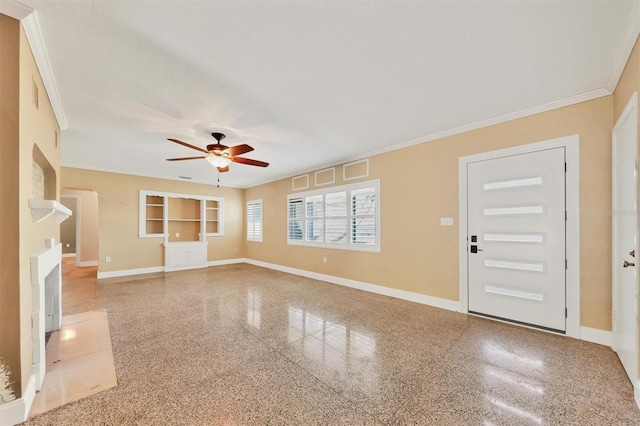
[440,217,454,226]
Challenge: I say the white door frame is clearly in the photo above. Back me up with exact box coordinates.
[611,91,638,393]
[459,135,580,338]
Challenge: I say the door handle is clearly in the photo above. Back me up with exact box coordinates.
[624,260,635,268]
[631,250,636,258]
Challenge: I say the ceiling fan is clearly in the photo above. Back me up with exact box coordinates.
[166,132,269,172]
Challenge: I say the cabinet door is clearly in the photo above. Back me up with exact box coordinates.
[165,245,189,269]
[189,244,208,268]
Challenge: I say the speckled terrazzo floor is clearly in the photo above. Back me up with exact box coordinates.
[25,264,640,425]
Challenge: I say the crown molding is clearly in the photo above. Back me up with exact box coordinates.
[0,0,32,20]
[606,0,640,92]
[22,11,69,130]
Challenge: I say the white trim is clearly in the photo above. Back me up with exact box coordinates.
[96,258,247,279]
[61,253,76,258]
[0,374,35,426]
[244,259,459,312]
[76,260,98,267]
[343,159,370,181]
[580,326,612,347]
[97,266,164,279]
[207,258,245,267]
[291,174,309,191]
[635,380,640,410]
[0,0,32,20]
[314,167,335,187]
[249,90,608,190]
[606,0,640,92]
[459,135,580,338]
[21,12,68,130]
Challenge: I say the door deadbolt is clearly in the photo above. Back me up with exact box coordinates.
[624,260,635,268]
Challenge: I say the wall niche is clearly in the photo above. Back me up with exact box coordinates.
[32,144,56,200]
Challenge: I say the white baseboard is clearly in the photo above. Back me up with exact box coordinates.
[207,258,246,267]
[0,374,35,426]
[636,380,640,410]
[97,266,164,279]
[97,258,247,279]
[61,253,76,258]
[580,326,612,346]
[244,259,459,312]
[76,260,98,267]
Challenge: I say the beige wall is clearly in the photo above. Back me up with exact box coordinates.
[61,168,245,272]
[0,13,21,399]
[246,96,614,331]
[18,26,61,396]
[61,189,99,263]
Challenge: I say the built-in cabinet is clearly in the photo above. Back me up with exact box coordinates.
[139,190,224,271]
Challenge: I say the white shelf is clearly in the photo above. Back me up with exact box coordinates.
[29,199,72,223]
[168,218,200,222]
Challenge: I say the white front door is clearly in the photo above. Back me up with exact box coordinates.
[467,148,566,331]
[612,92,638,385]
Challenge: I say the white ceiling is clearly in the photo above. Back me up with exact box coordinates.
[21,0,637,188]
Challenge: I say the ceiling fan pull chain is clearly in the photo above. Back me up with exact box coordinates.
[217,172,220,188]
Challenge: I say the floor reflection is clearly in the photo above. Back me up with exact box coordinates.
[288,306,377,385]
[482,340,545,370]
[247,289,261,329]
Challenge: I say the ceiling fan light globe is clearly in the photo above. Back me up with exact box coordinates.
[206,156,232,168]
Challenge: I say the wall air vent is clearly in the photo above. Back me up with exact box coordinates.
[32,77,39,109]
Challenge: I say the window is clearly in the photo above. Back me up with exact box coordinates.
[247,199,263,242]
[287,180,380,252]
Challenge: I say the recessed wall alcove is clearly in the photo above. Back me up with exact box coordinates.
[32,144,56,200]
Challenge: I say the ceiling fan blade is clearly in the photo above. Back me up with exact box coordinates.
[217,166,229,173]
[168,138,209,154]
[166,156,206,161]
[226,144,254,157]
[232,157,269,167]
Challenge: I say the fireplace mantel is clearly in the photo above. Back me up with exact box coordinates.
[28,199,72,223]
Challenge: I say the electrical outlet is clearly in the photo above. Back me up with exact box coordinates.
[65,243,70,248]
[323,256,327,263]
[175,232,180,238]
[106,256,111,263]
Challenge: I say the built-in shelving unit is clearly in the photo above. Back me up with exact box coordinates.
[204,199,220,234]
[139,190,225,240]
[139,190,225,272]
[144,195,165,236]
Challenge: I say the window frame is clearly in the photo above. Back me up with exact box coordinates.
[247,199,263,242]
[286,179,380,252]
